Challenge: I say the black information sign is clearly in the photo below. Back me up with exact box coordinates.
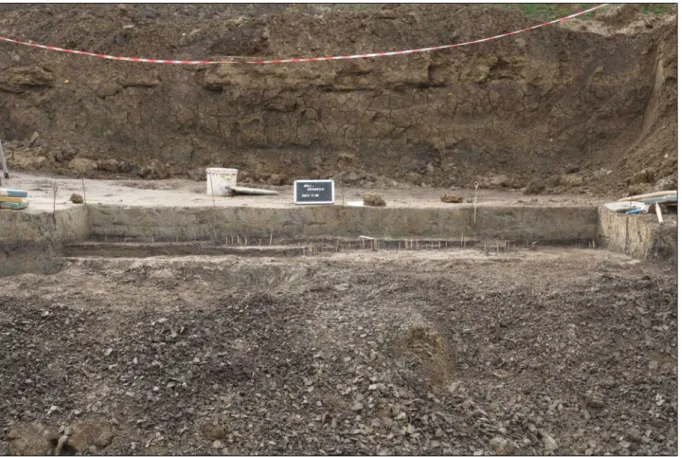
[294,180,335,205]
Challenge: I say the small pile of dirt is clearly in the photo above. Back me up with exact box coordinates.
[363,193,386,207]
[7,422,58,456]
[441,194,464,203]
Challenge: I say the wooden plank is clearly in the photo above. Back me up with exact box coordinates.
[0,196,25,203]
[617,191,677,202]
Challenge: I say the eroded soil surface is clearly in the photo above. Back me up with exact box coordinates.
[0,248,676,455]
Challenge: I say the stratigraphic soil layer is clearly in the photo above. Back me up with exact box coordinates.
[0,4,677,195]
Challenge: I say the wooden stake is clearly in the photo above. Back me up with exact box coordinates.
[473,181,479,225]
[208,173,216,208]
[270,231,273,246]
[81,177,87,205]
[52,184,58,224]
[655,203,663,223]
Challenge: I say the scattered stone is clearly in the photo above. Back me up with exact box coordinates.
[440,194,463,204]
[363,193,386,207]
[70,193,84,204]
[68,157,97,177]
[479,173,512,189]
[593,168,612,178]
[559,174,584,187]
[96,82,122,98]
[212,440,224,449]
[188,168,205,182]
[489,436,513,454]
[4,66,55,89]
[565,164,580,174]
[654,175,677,191]
[142,8,159,19]
[28,132,39,147]
[627,183,654,196]
[139,162,170,179]
[631,168,655,184]
[406,172,423,186]
[524,180,545,195]
[626,429,643,444]
[541,430,558,452]
[97,158,120,172]
[267,174,285,186]
[587,397,605,410]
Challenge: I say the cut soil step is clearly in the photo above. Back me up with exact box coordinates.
[64,237,602,259]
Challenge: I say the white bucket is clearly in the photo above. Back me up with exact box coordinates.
[206,168,238,196]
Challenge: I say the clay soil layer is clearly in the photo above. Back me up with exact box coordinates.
[0,248,676,455]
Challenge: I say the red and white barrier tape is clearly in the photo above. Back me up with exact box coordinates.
[0,4,607,65]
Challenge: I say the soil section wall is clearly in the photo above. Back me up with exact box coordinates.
[598,206,677,264]
[87,204,600,242]
[0,205,88,276]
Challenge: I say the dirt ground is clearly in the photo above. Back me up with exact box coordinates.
[0,4,677,456]
[5,171,605,214]
[0,247,677,455]
[0,4,677,196]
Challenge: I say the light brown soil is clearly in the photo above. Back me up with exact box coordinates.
[0,248,677,455]
[0,4,677,196]
[5,171,606,213]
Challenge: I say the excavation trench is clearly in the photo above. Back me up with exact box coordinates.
[0,202,675,276]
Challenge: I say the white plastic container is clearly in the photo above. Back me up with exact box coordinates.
[206,168,238,196]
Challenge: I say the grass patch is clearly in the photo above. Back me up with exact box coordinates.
[499,3,675,21]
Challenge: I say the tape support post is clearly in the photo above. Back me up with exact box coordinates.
[0,4,607,65]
